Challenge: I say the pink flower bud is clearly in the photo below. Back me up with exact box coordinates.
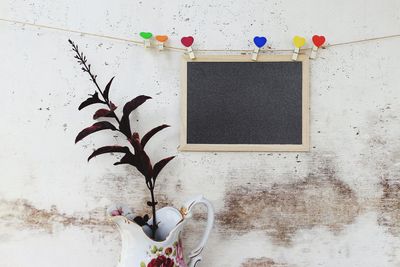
[111,209,122,216]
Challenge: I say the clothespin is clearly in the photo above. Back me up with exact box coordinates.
[292,36,306,61]
[155,35,168,51]
[310,35,326,59]
[181,36,195,59]
[139,32,153,48]
[251,36,267,61]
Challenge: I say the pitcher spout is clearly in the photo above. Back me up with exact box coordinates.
[108,204,185,242]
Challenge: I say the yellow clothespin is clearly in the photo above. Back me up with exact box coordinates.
[292,36,306,61]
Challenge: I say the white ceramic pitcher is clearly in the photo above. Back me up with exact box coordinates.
[109,195,214,267]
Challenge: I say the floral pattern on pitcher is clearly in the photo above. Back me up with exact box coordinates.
[140,239,187,267]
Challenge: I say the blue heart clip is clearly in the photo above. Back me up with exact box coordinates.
[253,36,267,48]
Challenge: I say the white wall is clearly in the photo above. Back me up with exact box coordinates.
[1,1,400,266]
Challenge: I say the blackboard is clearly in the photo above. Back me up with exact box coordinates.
[180,55,309,152]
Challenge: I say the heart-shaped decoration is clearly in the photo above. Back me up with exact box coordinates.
[181,36,194,47]
[139,32,153,39]
[253,36,267,48]
[312,35,326,48]
[155,35,168,43]
[293,36,306,48]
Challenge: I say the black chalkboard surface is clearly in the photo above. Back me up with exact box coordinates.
[180,55,309,152]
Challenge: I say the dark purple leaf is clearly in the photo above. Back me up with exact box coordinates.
[75,121,117,143]
[122,95,152,117]
[110,102,117,110]
[141,124,170,148]
[93,108,116,120]
[147,201,158,206]
[119,95,152,137]
[153,156,175,180]
[114,152,137,166]
[129,132,142,153]
[78,92,105,110]
[138,151,153,179]
[128,132,153,179]
[133,215,147,226]
[103,77,115,101]
[87,146,130,161]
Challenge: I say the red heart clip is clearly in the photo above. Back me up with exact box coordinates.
[312,35,326,48]
[181,36,194,47]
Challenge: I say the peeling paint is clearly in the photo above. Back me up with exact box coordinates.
[0,199,111,233]
[378,176,400,236]
[218,166,361,245]
[241,257,286,267]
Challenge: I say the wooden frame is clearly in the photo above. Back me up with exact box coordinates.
[180,54,310,152]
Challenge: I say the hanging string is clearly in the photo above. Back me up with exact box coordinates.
[1,17,400,53]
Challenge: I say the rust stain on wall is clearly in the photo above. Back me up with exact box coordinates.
[218,165,362,245]
[241,257,287,267]
[0,199,112,233]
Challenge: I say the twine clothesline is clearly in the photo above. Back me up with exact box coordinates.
[1,17,400,54]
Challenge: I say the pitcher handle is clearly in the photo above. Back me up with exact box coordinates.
[181,195,214,267]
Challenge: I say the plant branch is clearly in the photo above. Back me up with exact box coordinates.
[69,39,163,240]
[149,185,158,238]
[69,39,121,125]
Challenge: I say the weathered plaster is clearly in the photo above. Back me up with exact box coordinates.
[1,0,400,266]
